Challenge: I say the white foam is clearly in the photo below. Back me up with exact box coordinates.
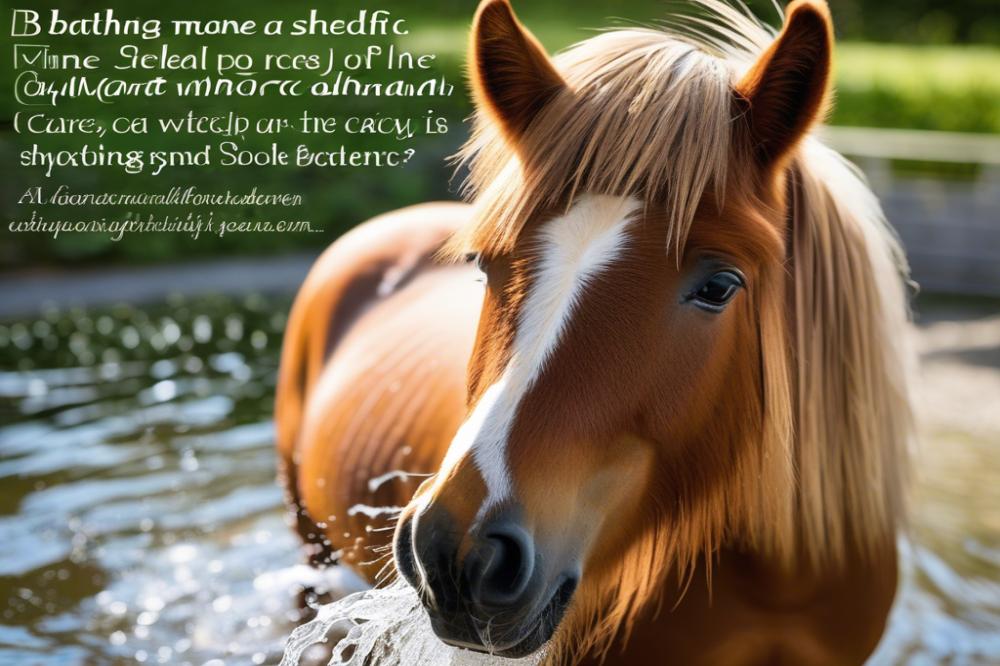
[280,580,545,666]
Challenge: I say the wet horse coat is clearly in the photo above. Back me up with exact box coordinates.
[276,203,480,575]
[276,1,912,663]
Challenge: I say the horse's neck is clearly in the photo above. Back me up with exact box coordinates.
[596,541,900,666]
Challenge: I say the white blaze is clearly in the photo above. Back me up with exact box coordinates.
[435,195,639,510]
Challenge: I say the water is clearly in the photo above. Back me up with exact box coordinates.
[0,294,997,665]
[0,294,302,665]
[279,580,542,666]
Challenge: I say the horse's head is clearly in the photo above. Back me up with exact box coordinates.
[395,0,849,658]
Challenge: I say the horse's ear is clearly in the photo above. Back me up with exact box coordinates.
[469,0,566,140]
[735,0,833,167]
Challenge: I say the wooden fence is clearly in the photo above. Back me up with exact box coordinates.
[822,127,1000,297]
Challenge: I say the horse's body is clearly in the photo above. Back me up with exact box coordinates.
[277,2,912,663]
[276,203,478,577]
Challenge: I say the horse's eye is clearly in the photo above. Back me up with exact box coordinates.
[688,270,744,312]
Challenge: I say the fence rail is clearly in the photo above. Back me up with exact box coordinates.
[821,126,1000,166]
[822,126,1000,297]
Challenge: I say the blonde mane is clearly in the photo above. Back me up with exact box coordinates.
[450,2,914,660]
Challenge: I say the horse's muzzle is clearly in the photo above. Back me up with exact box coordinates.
[393,505,578,657]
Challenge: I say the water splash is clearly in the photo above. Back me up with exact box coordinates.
[280,580,545,666]
[346,504,403,520]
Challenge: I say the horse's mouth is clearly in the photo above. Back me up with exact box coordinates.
[436,575,578,659]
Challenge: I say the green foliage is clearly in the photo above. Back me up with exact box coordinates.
[832,44,1000,133]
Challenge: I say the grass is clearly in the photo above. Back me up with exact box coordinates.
[834,43,1000,133]
[836,43,1000,93]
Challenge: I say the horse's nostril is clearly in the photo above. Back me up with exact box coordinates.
[481,534,523,598]
[471,523,535,609]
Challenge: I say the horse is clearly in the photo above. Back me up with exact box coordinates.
[275,1,914,663]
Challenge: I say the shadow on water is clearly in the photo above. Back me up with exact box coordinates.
[0,295,998,664]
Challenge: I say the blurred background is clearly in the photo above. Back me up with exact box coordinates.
[1,1,998,664]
